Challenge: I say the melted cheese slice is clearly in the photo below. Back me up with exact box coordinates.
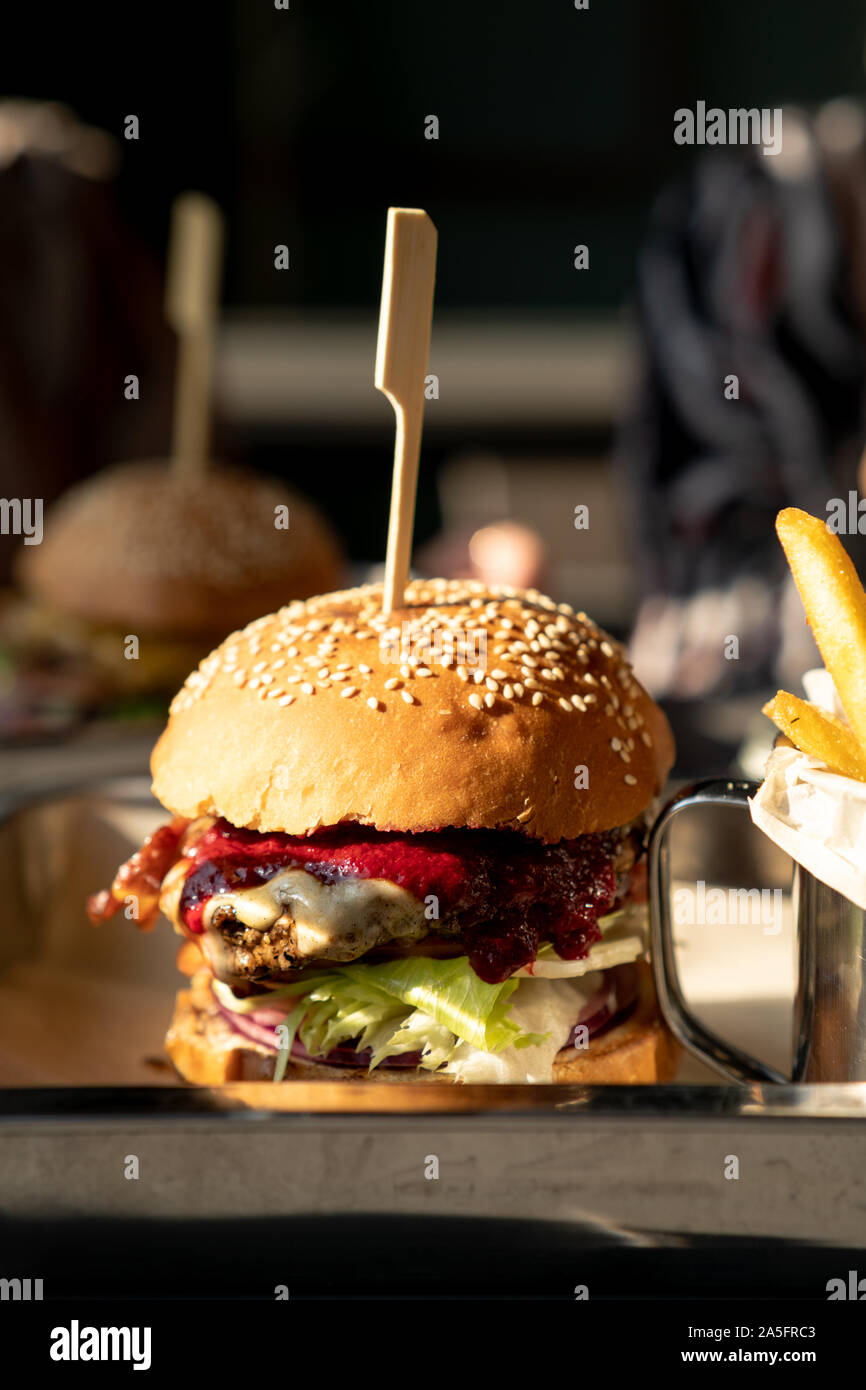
[203,870,428,959]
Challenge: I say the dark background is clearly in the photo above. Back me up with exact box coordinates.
[2,0,864,573]
[5,0,862,311]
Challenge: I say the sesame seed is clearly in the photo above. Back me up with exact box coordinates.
[558,697,573,712]
[600,641,614,657]
[367,696,381,710]
[401,689,416,704]
[400,665,412,679]
[503,684,513,699]
[484,692,496,708]
[531,692,544,706]
[416,667,433,678]
[473,670,485,685]
[341,686,358,698]
[490,669,508,680]
[611,738,622,751]
[233,671,246,686]
[359,664,372,675]
[456,666,468,681]
[486,678,499,692]
[468,692,483,710]
[384,677,401,690]
[301,682,315,695]
[513,682,524,697]
[277,695,295,707]
[624,774,637,785]
[571,694,586,711]
[318,667,330,679]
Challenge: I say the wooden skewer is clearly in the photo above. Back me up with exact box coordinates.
[165,192,224,479]
[375,207,438,613]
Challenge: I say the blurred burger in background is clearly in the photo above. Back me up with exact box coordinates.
[0,104,345,732]
[6,460,344,718]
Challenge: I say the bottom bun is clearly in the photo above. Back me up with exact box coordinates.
[166,961,679,1085]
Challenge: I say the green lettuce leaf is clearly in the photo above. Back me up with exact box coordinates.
[337,955,536,1053]
[213,954,548,1073]
[367,1010,456,1072]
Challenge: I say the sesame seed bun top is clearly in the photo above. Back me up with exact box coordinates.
[151,579,675,841]
[18,460,344,637]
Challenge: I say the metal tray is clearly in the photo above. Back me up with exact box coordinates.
[0,776,864,1261]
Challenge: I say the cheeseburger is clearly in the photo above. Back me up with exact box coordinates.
[89,579,677,1084]
[13,459,343,699]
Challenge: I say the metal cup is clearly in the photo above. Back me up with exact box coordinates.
[649,778,866,1083]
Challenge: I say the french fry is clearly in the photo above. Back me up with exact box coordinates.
[776,508,866,754]
[763,690,866,782]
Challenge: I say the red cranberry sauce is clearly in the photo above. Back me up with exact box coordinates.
[177,819,620,984]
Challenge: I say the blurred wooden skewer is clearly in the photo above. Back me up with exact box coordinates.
[165,192,224,479]
[375,207,438,614]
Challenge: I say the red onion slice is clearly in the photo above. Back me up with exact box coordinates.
[565,962,638,1046]
[212,996,287,1051]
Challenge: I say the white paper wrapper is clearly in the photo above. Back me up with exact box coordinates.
[749,669,866,908]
